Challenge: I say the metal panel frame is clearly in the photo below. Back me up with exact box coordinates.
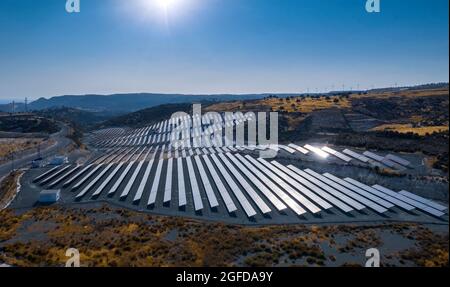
[226,153,286,212]
[287,165,353,213]
[185,157,204,211]
[210,154,256,217]
[194,156,219,208]
[219,153,271,214]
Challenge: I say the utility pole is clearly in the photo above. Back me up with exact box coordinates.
[10,152,15,173]
[25,97,28,113]
[38,143,41,159]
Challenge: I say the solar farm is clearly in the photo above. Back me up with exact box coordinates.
[28,114,448,225]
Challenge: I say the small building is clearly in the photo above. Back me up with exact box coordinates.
[49,156,68,166]
[31,159,44,168]
[39,189,61,203]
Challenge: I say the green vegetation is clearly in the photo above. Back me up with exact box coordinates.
[0,115,59,134]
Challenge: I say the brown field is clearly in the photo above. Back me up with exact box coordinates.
[0,138,43,159]
[371,124,449,136]
[351,88,449,99]
[205,96,351,114]
[0,205,447,267]
[0,171,23,210]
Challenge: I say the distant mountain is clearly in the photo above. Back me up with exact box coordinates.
[98,103,194,129]
[25,93,278,113]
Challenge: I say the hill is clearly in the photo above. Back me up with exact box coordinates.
[98,103,194,129]
[24,93,279,113]
[33,107,116,130]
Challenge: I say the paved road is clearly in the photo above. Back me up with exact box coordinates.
[0,123,72,178]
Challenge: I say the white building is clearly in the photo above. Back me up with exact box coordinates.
[39,189,61,203]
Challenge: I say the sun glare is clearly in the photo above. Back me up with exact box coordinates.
[156,0,176,10]
[131,0,193,27]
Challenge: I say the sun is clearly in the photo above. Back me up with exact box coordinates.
[156,0,176,9]
[132,0,193,26]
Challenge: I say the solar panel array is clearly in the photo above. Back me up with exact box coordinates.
[33,146,447,222]
[29,115,442,222]
[88,114,416,170]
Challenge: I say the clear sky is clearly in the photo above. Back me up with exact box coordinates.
[0,0,448,101]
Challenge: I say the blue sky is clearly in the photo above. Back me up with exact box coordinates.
[0,0,448,101]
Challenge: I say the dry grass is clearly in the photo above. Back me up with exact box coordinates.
[205,96,351,114]
[351,88,449,99]
[0,171,23,210]
[0,205,447,267]
[371,124,448,136]
[0,138,43,159]
[264,96,351,113]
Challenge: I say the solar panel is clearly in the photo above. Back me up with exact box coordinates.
[279,145,296,154]
[177,158,187,207]
[63,164,94,187]
[234,154,307,215]
[48,165,80,188]
[133,147,159,202]
[108,161,136,195]
[269,161,333,210]
[301,169,366,210]
[210,154,256,217]
[226,153,286,212]
[321,147,352,162]
[91,163,124,197]
[323,173,394,209]
[342,149,370,163]
[304,144,329,158]
[133,159,155,202]
[194,156,219,208]
[201,155,237,214]
[71,164,104,190]
[39,165,72,185]
[76,163,115,199]
[398,190,447,212]
[386,154,411,167]
[253,158,322,213]
[304,170,388,213]
[242,156,312,215]
[34,166,60,182]
[343,178,415,211]
[148,159,165,205]
[185,157,204,211]
[372,185,445,217]
[163,158,173,203]
[363,151,384,162]
[120,161,144,198]
[286,165,353,213]
[219,153,271,214]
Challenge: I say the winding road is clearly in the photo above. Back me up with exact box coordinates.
[0,123,72,178]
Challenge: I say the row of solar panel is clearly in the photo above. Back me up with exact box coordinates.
[34,152,446,219]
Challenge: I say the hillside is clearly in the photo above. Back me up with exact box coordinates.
[22,93,278,113]
[0,115,59,134]
[100,85,448,170]
[34,107,117,130]
[98,103,194,129]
